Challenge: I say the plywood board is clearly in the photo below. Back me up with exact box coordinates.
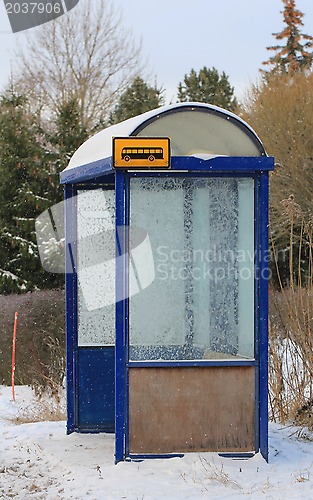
[129,366,255,454]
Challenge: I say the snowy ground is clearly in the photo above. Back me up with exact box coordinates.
[1,386,313,499]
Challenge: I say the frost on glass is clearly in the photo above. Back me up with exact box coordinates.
[192,179,239,357]
[129,177,254,361]
[77,189,115,346]
[129,178,186,359]
[238,179,255,357]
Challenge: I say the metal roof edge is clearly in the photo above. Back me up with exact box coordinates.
[60,156,274,184]
[171,155,274,171]
[60,156,113,184]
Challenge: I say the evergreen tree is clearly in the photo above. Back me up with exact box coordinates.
[177,67,238,111]
[262,0,313,73]
[51,98,88,175]
[109,77,164,124]
[0,90,60,293]
[34,99,89,277]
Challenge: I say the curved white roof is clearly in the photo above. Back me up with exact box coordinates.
[64,102,265,172]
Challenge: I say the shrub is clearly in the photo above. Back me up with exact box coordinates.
[0,289,65,396]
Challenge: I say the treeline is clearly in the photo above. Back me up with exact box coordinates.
[0,0,312,293]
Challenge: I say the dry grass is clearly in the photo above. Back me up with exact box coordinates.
[13,406,66,425]
[197,456,242,491]
[268,201,313,429]
[10,387,66,425]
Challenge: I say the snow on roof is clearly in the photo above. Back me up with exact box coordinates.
[63,102,264,172]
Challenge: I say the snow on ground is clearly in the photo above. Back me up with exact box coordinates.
[1,386,313,499]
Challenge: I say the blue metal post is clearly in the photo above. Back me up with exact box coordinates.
[115,171,126,463]
[65,184,77,433]
[259,172,269,461]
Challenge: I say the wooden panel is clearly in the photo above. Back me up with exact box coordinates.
[129,366,255,454]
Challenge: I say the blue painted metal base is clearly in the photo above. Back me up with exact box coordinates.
[77,347,115,432]
[126,454,184,462]
[218,452,256,460]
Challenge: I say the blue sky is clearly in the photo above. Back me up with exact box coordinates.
[0,0,312,102]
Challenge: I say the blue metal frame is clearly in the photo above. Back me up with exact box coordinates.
[259,173,270,461]
[60,156,273,185]
[60,157,113,184]
[113,158,273,462]
[65,184,77,434]
[115,170,127,463]
[128,360,258,368]
[63,155,273,462]
[66,183,116,435]
[128,454,184,461]
[218,452,255,459]
[170,156,273,172]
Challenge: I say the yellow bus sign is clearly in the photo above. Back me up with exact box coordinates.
[113,137,170,169]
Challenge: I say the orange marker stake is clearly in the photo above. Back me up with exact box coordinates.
[11,312,18,402]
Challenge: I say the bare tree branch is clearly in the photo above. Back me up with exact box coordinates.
[14,0,143,132]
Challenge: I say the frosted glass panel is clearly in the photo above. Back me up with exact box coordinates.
[129,177,254,361]
[77,189,115,346]
[129,179,186,357]
[136,110,261,156]
[192,179,239,356]
[238,179,255,357]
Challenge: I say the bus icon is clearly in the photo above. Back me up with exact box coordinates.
[113,137,170,169]
[122,147,164,162]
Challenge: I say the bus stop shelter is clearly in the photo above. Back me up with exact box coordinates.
[60,102,274,462]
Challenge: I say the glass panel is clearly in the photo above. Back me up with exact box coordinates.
[192,179,239,357]
[135,110,262,157]
[77,189,115,346]
[129,179,186,358]
[129,177,254,361]
[238,179,255,357]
